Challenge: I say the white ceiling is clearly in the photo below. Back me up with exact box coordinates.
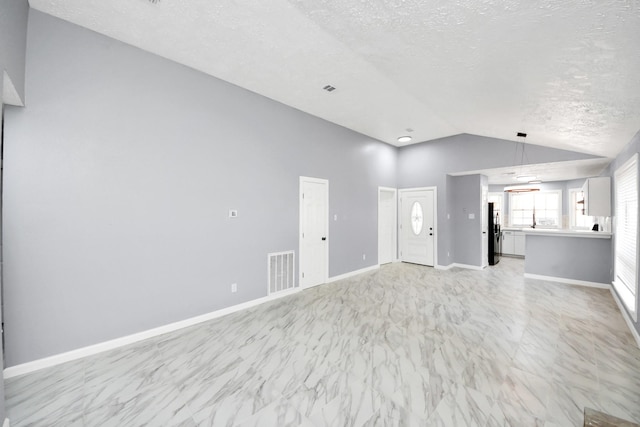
[29,0,640,159]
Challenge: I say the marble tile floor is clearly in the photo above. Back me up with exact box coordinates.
[5,257,640,426]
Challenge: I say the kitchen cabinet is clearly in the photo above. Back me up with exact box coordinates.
[514,233,525,256]
[502,231,515,254]
[581,177,611,217]
[502,230,525,256]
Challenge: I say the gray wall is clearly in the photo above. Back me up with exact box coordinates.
[0,77,5,426]
[606,128,640,338]
[0,0,28,102]
[397,134,599,266]
[450,174,483,266]
[0,0,28,420]
[2,11,397,366]
[524,235,612,284]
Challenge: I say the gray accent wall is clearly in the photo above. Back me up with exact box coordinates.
[450,174,483,266]
[2,11,397,366]
[0,0,28,420]
[524,235,612,284]
[397,134,599,266]
[606,128,640,338]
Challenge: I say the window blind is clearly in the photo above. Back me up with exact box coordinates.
[614,154,638,317]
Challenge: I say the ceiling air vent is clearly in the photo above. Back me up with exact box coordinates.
[323,85,336,92]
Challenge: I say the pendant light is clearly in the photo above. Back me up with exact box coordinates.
[504,132,541,193]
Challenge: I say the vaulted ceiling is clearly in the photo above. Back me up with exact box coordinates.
[29,0,640,159]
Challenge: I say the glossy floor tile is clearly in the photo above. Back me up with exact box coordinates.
[5,257,640,426]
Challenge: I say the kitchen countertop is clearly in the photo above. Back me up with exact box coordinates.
[502,227,611,238]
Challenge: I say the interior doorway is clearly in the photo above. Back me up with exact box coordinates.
[299,176,329,288]
[378,187,397,265]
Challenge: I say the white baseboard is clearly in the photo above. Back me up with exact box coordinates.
[523,273,610,289]
[610,287,640,349]
[327,265,379,283]
[4,286,304,379]
[4,264,383,379]
[451,263,484,271]
[435,264,453,270]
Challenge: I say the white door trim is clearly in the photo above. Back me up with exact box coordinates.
[299,176,329,288]
[398,187,438,267]
[378,187,398,265]
[481,183,488,268]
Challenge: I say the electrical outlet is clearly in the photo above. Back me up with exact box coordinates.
[362,254,366,260]
[447,251,450,257]
[231,283,237,293]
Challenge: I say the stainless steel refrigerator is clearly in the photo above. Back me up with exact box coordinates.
[488,202,501,265]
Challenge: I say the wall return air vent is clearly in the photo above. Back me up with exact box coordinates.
[268,251,297,295]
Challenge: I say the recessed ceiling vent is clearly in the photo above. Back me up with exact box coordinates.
[144,0,161,4]
[323,85,336,92]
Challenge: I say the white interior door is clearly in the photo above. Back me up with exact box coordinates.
[299,177,328,288]
[378,188,397,265]
[481,184,488,268]
[400,189,435,266]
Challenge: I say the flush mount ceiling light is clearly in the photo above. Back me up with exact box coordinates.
[397,136,412,143]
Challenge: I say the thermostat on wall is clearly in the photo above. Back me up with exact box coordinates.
[229,209,238,218]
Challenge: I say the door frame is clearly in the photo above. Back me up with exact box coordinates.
[299,176,329,288]
[398,186,438,267]
[378,187,398,265]
[481,183,488,268]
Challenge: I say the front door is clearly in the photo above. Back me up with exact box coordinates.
[400,189,435,266]
[299,177,328,288]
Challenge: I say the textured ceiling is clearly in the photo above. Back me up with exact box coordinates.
[29,0,640,158]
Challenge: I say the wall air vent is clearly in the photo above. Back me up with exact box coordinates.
[268,251,297,295]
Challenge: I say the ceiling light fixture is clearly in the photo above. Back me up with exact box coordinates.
[397,136,412,143]
[504,184,541,193]
[505,132,541,193]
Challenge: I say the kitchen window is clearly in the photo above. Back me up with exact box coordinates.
[509,190,561,228]
[569,188,594,230]
[614,154,638,321]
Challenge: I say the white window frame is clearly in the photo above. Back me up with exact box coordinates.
[569,188,593,230]
[613,154,638,321]
[508,190,562,229]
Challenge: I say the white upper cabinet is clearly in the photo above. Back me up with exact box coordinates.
[582,177,611,217]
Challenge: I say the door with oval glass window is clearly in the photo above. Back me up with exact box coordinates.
[400,189,435,266]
